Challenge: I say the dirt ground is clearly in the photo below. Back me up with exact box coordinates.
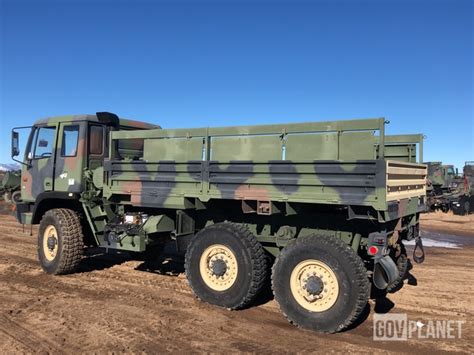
[420,210,474,237]
[0,204,472,353]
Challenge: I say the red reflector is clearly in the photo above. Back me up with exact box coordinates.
[368,246,379,255]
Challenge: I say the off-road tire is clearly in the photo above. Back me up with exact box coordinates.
[272,235,370,333]
[185,223,267,310]
[38,208,84,275]
[11,191,22,204]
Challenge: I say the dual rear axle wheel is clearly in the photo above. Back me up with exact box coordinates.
[185,223,370,333]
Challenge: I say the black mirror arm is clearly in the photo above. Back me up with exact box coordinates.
[11,156,30,168]
[11,126,33,168]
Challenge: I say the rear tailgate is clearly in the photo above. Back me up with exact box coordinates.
[386,160,427,202]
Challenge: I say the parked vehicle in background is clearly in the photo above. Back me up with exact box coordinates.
[425,161,461,212]
[452,161,474,215]
[10,113,427,333]
[0,170,21,203]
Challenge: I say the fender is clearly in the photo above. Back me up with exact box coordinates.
[32,191,81,224]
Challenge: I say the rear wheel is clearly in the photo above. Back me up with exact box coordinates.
[38,208,84,275]
[272,235,370,333]
[185,223,267,309]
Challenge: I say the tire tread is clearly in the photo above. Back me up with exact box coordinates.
[185,222,267,310]
[271,235,370,333]
[40,208,84,275]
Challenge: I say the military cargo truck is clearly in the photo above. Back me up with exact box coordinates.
[1,170,21,203]
[425,162,460,212]
[425,162,457,194]
[11,113,427,333]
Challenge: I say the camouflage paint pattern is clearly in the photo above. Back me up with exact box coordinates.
[12,114,428,256]
[425,162,457,191]
[1,170,21,191]
[18,114,158,203]
[102,118,427,221]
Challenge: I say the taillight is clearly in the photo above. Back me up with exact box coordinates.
[368,246,379,256]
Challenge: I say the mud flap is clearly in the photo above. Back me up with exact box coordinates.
[413,235,425,264]
[373,255,399,290]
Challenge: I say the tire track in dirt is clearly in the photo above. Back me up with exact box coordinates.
[0,315,63,353]
[0,210,473,353]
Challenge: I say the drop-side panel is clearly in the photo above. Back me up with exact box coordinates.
[104,160,383,208]
[104,161,203,208]
[206,160,380,206]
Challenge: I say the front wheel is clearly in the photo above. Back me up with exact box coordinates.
[38,208,84,275]
[272,235,370,333]
[11,191,22,204]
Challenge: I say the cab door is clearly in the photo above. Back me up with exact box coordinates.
[22,124,58,202]
[54,122,86,193]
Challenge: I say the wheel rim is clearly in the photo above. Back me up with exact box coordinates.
[43,225,59,261]
[290,259,339,312]
[12,191,21,203]
[199,244,238,291]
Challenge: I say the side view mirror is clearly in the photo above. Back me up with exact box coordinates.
[11,126,34,167]
[12,131,20,157]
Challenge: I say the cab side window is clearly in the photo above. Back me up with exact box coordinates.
[33,126,56,159]
[61,125,79,157]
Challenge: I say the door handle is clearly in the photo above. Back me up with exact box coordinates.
[45,182,51,187]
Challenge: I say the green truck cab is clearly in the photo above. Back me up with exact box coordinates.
[11,113,427,333]
[425,161,458,195]
[425,161,462,212]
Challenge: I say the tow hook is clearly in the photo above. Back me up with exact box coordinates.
[413,235,425,264]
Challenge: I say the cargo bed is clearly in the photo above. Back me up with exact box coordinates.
[103,118,427,215]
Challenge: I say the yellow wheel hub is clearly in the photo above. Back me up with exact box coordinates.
[199,244,238,291]
[290,259,339,312]
[43,225,59,262]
